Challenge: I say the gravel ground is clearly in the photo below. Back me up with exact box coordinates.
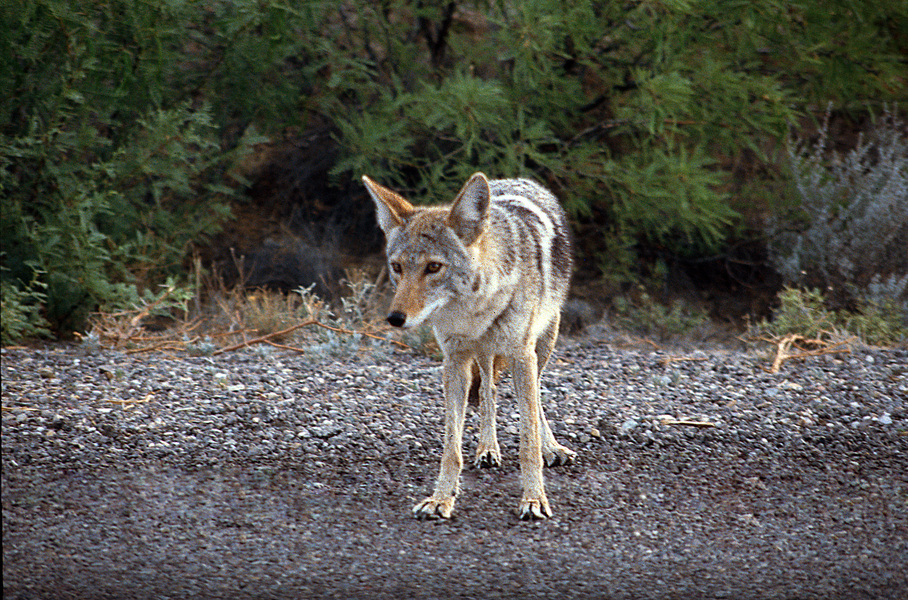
[2,338,907,600]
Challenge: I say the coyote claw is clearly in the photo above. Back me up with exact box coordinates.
[518,497,552,520]
[474,444,502,468]
[543,444,576,467]
[413,496,455,520]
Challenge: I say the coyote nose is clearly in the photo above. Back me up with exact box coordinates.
[387,311,407,328]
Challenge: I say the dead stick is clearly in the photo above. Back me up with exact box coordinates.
[771,333,804,373]
[787,344,852,361]
[663,419,716,428]
[106,392,154,407]
[213,319,317,354]
[125,339,199,355]
[771,334,853,373]
[310,321,410,349]
[262,339,308,354]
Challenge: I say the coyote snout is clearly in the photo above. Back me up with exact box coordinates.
[363,172,576,520]
[382,243,453,329]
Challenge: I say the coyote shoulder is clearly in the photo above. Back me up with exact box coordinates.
[362,172,575,520]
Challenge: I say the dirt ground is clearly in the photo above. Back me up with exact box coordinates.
[3,343,907,600]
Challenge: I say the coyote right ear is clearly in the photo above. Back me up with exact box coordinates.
[362,175,415,235]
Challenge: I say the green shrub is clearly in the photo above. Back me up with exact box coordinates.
[1,101,236,334]
[612,287,708,341]
[841,299,908,347]
[1,272,50,345]
[757,287,839,340]
[1,1,265,335]
[3,0,906,341]
[755,287,907,346]
[319,0,905,284]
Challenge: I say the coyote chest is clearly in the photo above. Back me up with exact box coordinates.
[363,172,575,520]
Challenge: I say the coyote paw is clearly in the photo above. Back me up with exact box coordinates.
[518,496,552,520]
[542,443,577,467]
[413,496,455,520]
[473,442,502,468]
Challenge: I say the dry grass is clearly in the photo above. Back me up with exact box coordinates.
[79,269,408,358]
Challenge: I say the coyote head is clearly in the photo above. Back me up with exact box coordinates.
[362,173,490,328]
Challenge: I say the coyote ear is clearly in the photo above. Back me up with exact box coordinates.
[362,175,415,235]
[448,172,490,245]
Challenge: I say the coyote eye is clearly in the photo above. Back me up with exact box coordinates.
[390,262,402,274]
[425,262,443,274]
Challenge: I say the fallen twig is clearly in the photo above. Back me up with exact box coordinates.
[311,321,410,349]
[125,340,196,355]
[211,318,410,355]
[262,339,308,354]
[768,333,853,373]
[106,392,154,409]
[661,418,717,428]
[213,319,318,354]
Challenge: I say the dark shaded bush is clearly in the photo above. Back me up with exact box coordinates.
[2,0,905,341]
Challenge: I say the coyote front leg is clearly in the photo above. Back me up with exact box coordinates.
[413,353,470,519]
[512,349,551,520]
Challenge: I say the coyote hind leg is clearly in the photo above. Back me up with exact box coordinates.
[473,355,502,468]
[535,315,577,468]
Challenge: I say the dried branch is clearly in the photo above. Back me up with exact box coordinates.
[212,319,318,354]
[767,333,854,373]
[661,419,717,428]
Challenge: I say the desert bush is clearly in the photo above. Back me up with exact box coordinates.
[3,0,906,342]
[754,287,906,347]
[755,287,840,340]
[612,287,708,342]
[1,273,50,345]
[1,0,280,338]
[768,106,908,315]
[1,101,237,335]
[320,0,905,284]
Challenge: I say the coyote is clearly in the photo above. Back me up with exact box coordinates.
[362,172,576,520]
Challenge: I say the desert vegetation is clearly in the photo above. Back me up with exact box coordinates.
[2,0,906,347]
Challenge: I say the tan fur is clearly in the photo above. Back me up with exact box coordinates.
[363,172,575,520]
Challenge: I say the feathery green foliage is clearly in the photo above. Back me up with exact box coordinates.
[317,0,904,278]
[2,0,905,341]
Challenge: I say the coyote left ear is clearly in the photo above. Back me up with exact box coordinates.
[448,172,490,245]
[362,175,415,235]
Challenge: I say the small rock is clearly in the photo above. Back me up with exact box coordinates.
[619,418,639,435]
